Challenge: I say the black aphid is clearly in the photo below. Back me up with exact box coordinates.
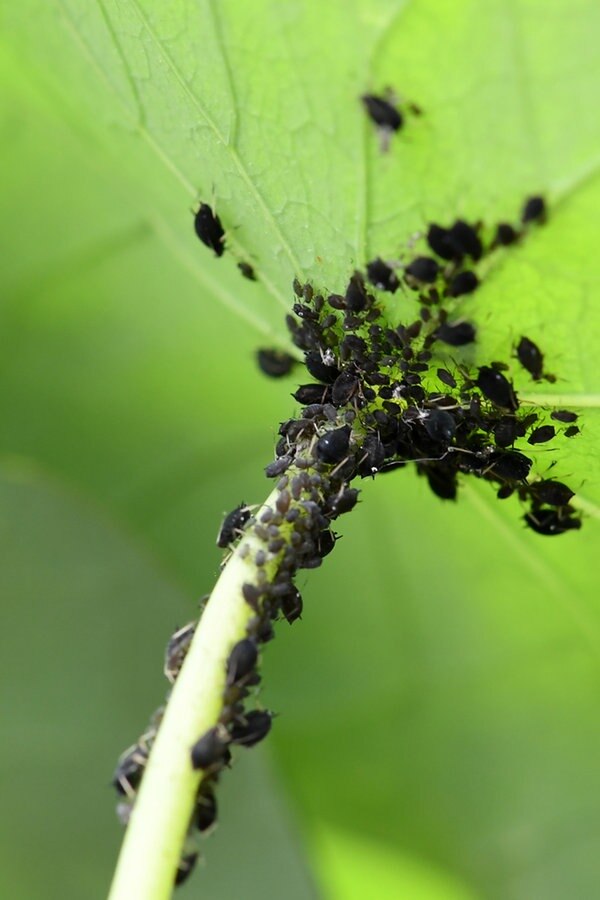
[551,409,578,424]
[366,258,399,293]
[529,480,575,507]
[521,195,547,225]
[238,261,256,280]
[257,348,296,378]
[175,853,199,886]
[195,787,218,833]
[564,425,580,438]
[281,587,303,623]
[423,409,456,443]
[448,270,479,297]
[436,320,476,346]
[226,639,258,685]
[332,370,360,406]
[326,487,359,517]
[494,223,518,246]
[193,203,225,256]
[528,425,555,445]
[315,425,351,463]
[112,744,148,796]
[422,465,457,500]
[437,368,457,389]
[164,622,196,683]
[405,256,440,284]
[230,710,273,747]
[447,220,483,261]
[488,450,532,482]
[493,416,518,448]
[361,94,402,131]
[217,503,251,548]
[242,583,263,611]
[265,457,293,478]
[305,350,340,384]
[293,383,330,405]
[477,367,518,410]
[516,336,544,380]
[524,508,581,536]
[190,725,230,770]
[426,224,455,261]
[345,272,368,312]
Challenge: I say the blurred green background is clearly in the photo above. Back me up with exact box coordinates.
[1,1,600,898]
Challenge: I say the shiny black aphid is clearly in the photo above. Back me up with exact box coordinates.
[448,270,479,297]
[226,639,258,685]
[217,503,251,548]
[237,261,256,280]
[293,383,329,405]
[436,320,476,346]
[175,853,199,886]
[326,487,359,516]
[361,94,403,131]
[257,348,296,378]
[564,425,580,438]
[332,370,360,406]
[281,587,303,623]
[516,336,544,380]
[230,710,273,747]
[366,258,399,293]
[316,529,337,558]
[477,366,518,410]
[193,203,225,256]
[315,425,351,463]
[528,425,555,445]
[488,450,532,481]
[521,195,547,224]
[423,409,456,443]
[551,409,578,424]
[405,256,440,284]
[190,726,229,770]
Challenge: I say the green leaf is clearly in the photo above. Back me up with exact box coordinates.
[1,1,600,898]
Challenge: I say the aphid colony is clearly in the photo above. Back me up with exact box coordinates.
[114,193,581,887]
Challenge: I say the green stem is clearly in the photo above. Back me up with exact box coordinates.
[108,484,281,900]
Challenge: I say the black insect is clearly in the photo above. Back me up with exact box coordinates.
[241,582,263,611]
[528,425,555,445]
[230,710,273,747]
[564,425,580,438]
[477,367,518,410]
[315,425,351,463]
[405,256,440,284]
[366,258,399,293]
[516,336,544,380]
[237,261,256,280]
[332,370,360,406]
[361,94,403,131]
[305,350,340,384]
[447,219,483,261]
[436,320,476,346]
[175,853,199,886]
[494,223,518,246]
[190,725,230,770]
[524,508,581,536]
[423,409,456,443]
[293,383,330,405]
[265,456,293,478]
[195,787,218,833]
[257,348,296,378]
[325,487,359,517]
[551,409,578,423]
[422,464,457,500]
[217,503,251,548]
[193,203,225,256]
[437,368,457,389]
[281,587,303,623]
[357,433,385,476]
[345,271,368,312]
[529,480,575,507]
[112,744,148,796]
[164,621,196,683]
[426,224,455,260]
[492,416,518,448]
[521,195,547,225]
[226,639,258,685]
[448,270,479,297]
[488,450,532,482]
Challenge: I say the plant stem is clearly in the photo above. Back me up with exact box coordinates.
[108,485,281,900]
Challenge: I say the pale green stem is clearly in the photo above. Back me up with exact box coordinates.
[108,484,281,900]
